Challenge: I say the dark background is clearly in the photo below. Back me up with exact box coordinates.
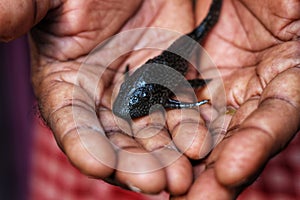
[0,36,33,200]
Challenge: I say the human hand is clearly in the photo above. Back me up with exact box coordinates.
[172,0,300,199]
[2,0,299,198]
[0,0,209,195]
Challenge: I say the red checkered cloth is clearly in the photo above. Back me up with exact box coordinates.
[29,118,300,200]
[239,133,300,200]
[29,119,168,200]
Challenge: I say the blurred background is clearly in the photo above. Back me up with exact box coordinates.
[0,36,33,200]
[0,36,299,200]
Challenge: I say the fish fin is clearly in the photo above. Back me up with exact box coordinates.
[164,98,209,109]
[124,64,130,80]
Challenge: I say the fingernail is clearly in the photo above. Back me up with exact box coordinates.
[128,184,142,193]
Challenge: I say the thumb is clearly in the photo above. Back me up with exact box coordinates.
[0,0,59,42]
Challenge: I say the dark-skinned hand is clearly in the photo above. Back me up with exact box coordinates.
[172,0,300,199]
[1,0,299,199]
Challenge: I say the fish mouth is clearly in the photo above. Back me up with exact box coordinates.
[112,110,131,120]
[112,97,132,120]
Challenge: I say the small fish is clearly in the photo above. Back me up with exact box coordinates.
[113,0,222,119]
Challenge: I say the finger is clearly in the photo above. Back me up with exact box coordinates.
[226,98,259,133]
[209,106,234,145]
[115,147,167,194]
[42,84,116,178]
[153,147,193,195]
[0,0,58,41]
[130,112,193,195]
[187,168,237,200]
[215,67,300,186]
[167,104,213,159]
[101,110,167,194]
[32,60,117,178]
[131,111,169,151]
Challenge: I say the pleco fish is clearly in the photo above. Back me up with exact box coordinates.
[113,0,222,120]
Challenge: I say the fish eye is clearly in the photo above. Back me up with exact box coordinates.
[130,96,139,104]
[141,91,148,98]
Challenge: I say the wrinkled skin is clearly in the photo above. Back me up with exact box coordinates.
[1,0,299,199]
